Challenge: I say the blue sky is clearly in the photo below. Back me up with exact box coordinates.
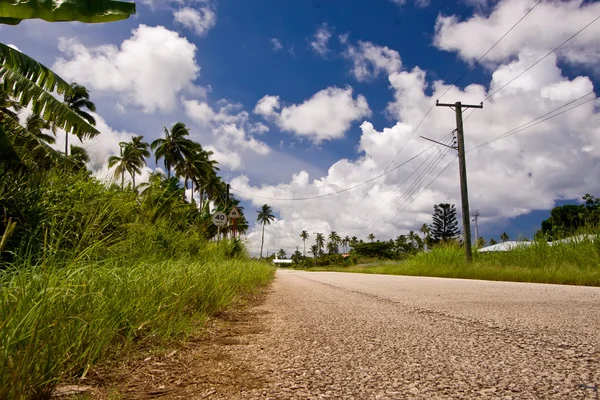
[2,0,600,253]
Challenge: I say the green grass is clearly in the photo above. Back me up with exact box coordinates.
[306,235,600,286]
[0,246,274,399]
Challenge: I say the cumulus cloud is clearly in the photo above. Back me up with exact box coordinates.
[343,40,402,81]
[53,24,199,113]
[183,99,271,170]
[310,23,332,57]
[389,0,431,7]
[271,38,283,51]
[236,50,600,256]
[434,0,600,68]
[173,6,216,36]
[254,87,371,143]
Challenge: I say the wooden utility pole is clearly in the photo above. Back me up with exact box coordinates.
[472,209,480,248]
[435,100,483,262]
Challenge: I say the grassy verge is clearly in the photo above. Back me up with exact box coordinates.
[0,245,274,399]
[301,235,600,286]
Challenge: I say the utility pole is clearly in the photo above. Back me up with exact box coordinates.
[472,209,480,248]
[435,100,483,262]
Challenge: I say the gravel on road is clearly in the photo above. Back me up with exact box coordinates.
[222,270,600,399]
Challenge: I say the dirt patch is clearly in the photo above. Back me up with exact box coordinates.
[54,287,273,399]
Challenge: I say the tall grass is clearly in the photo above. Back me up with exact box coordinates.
[0,169,274,399]
[314,231,600,286]
[0,245,273,399]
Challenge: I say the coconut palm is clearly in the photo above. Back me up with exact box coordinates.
[108,151,129,189]
[299,230,309,257]
[368,233,375,243]
[63,83,96,156]
[119,135,149,189]
[350,236,358,246]
[277,249,287,259]
[328,231,341,254]
[257,204,275,258]
[68,145,89,171]
[343,235,350,253]
[315,233,325,255]
[408,230,417,249]
[151,122,195,179]
[420,223,430,240]
[500,232,509,242]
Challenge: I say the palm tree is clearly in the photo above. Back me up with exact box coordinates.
[68,145,89,171]
[315,233,325,256]
[350,236,358,246]
[368,233,375,243]
[121,135,150,189]
[63,83,96,156]
[151,122,195,179]
[277,249,287,259]
[343,235,350,253]
[257,204,275,258]
[309,244,318,267]
[328,231,341,254]
[500,232,509,242]
[408,230,417,249]
[299,230,309,257]
[420,223,430,240]
[108,151,128,189]
[489,238,498,245]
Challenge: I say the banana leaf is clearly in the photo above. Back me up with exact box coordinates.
[0,0,136,25]
[0,43,99,139]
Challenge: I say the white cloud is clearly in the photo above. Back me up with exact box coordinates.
[343,40,402,81]
[53,24,199,113]
[183,99,271,170]
[254,95,280,117]
[434,0,600,68]
[271,38,283,51]
[310,23,332,57]
[254,87,371,143]
[173,6,216,36]
[389,0,431,7]
[234,51,600,257]
[7,44,20,51]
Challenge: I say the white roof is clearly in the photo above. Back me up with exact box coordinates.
[478,234,597,252]
[272,259,293,264]
[478,240,534,252]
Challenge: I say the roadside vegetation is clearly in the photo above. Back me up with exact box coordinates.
[0,4,273,398]
[281,197,600,286]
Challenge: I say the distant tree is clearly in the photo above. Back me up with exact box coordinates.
[299,230,309,257]
[343,235,350,253]
[368,233,375,242]
[408,230,417,249]
[476,236,486,248]
[420,223,430,240]
[489,238,498,245]
[68,145,89,172]
[500,232,509,242]
[63,83,96,156]
[291,250,302,264]
[431,203,460,243]
[350,236,358,248]
[309,244,319,266]
[277,249,287,259]
[315,233,325,255]
[328,231,340,253]
[256,204,275,258]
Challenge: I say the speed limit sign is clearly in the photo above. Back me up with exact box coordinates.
[211,212,228,227]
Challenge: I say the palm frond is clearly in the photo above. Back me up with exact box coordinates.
[1,67,99,139]
[0,0,136,25]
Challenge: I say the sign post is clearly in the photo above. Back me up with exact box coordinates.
[228,207,240,239]
[212,212,227,242]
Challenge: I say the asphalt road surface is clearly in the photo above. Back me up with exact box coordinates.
[224,270,600,399]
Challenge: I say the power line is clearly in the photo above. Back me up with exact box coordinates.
[358,145,455,239]
[437,0,543,102]
[230,145,434,201]
[483,14,600,103]
[468,92,598,152]
[356,133,454,223]
[350,1,544,217]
